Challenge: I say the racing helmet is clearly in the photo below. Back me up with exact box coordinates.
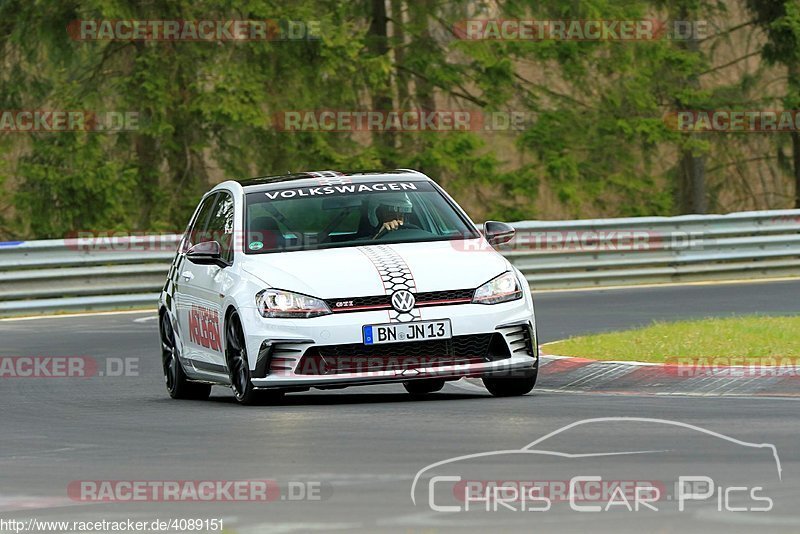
[367,193,413,227]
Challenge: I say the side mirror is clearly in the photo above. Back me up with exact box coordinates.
[484,221,516,245]
[186,241,226,267]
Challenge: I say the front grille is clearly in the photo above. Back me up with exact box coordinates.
[326,295,392,312]
[295,333,506,375]
[325,288,474,313]
[418,289,475,303]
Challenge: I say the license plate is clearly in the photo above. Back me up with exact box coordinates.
[363,320,452,345]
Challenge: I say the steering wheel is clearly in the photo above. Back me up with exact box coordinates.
[373,222,422,240]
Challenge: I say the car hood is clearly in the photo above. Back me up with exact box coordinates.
[240,239,509,298]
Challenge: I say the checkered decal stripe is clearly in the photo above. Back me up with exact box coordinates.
[359,245,421,323]
[163,256,181,311]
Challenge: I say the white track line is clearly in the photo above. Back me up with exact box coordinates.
[0,309,153,322]
[533,275,800,293]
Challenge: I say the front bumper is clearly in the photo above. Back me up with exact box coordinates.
[252,356,537,389]
[238,298,537,389]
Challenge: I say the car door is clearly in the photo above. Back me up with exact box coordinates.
[176,191,235,375]
[174,193,217,365]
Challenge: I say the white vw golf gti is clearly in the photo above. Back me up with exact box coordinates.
[159,170,538,404]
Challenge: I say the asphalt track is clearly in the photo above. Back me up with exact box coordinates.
[1,279,799,533]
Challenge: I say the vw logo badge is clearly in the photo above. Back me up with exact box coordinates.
[391,290,416,313]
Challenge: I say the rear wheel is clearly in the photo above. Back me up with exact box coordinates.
[226,312,284,406]
[160,312,211,400]
[482,369,537,397]
[403,378,445,396]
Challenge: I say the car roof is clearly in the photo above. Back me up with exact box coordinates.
[236,169,430,192]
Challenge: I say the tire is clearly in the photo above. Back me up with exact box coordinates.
[482,369,537,397]
[225,312,284,406]
[403,378,445,396]
[160,312,212,400]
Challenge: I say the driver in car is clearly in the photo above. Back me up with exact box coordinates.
[369,193,414,239]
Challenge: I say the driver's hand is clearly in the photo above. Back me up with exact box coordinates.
[381,218,403,232]
[374,218,403,239]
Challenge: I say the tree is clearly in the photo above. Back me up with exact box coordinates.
[746,0,800,208]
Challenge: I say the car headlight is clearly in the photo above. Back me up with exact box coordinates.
[472,272,523,304]
[255,289,332,318]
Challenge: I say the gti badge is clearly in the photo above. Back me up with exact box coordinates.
[391,290,416,313]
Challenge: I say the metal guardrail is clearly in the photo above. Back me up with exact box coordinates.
[0,236,180,317]
[1,210,799,316]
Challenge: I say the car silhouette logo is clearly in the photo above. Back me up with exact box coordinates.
[391,290,416,313]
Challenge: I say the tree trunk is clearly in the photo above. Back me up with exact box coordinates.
[409,0,436,112]
[675,4,707,214]
[792,132,800,208]
[134,130,159,228]
[680,152,707,213]
[367,0,396,165]
[391,0,409,107]
[789,64,800,208]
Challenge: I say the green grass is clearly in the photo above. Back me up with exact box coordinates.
[544,315,800,363]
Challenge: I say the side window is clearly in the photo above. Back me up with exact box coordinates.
[205,192,235,264]
[182,194,218,253]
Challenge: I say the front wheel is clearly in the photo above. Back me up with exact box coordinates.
[160,312,211,400]
[482,370,537,397]
[226,312,283,406]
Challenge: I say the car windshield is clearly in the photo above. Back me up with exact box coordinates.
[244,180,479,253]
